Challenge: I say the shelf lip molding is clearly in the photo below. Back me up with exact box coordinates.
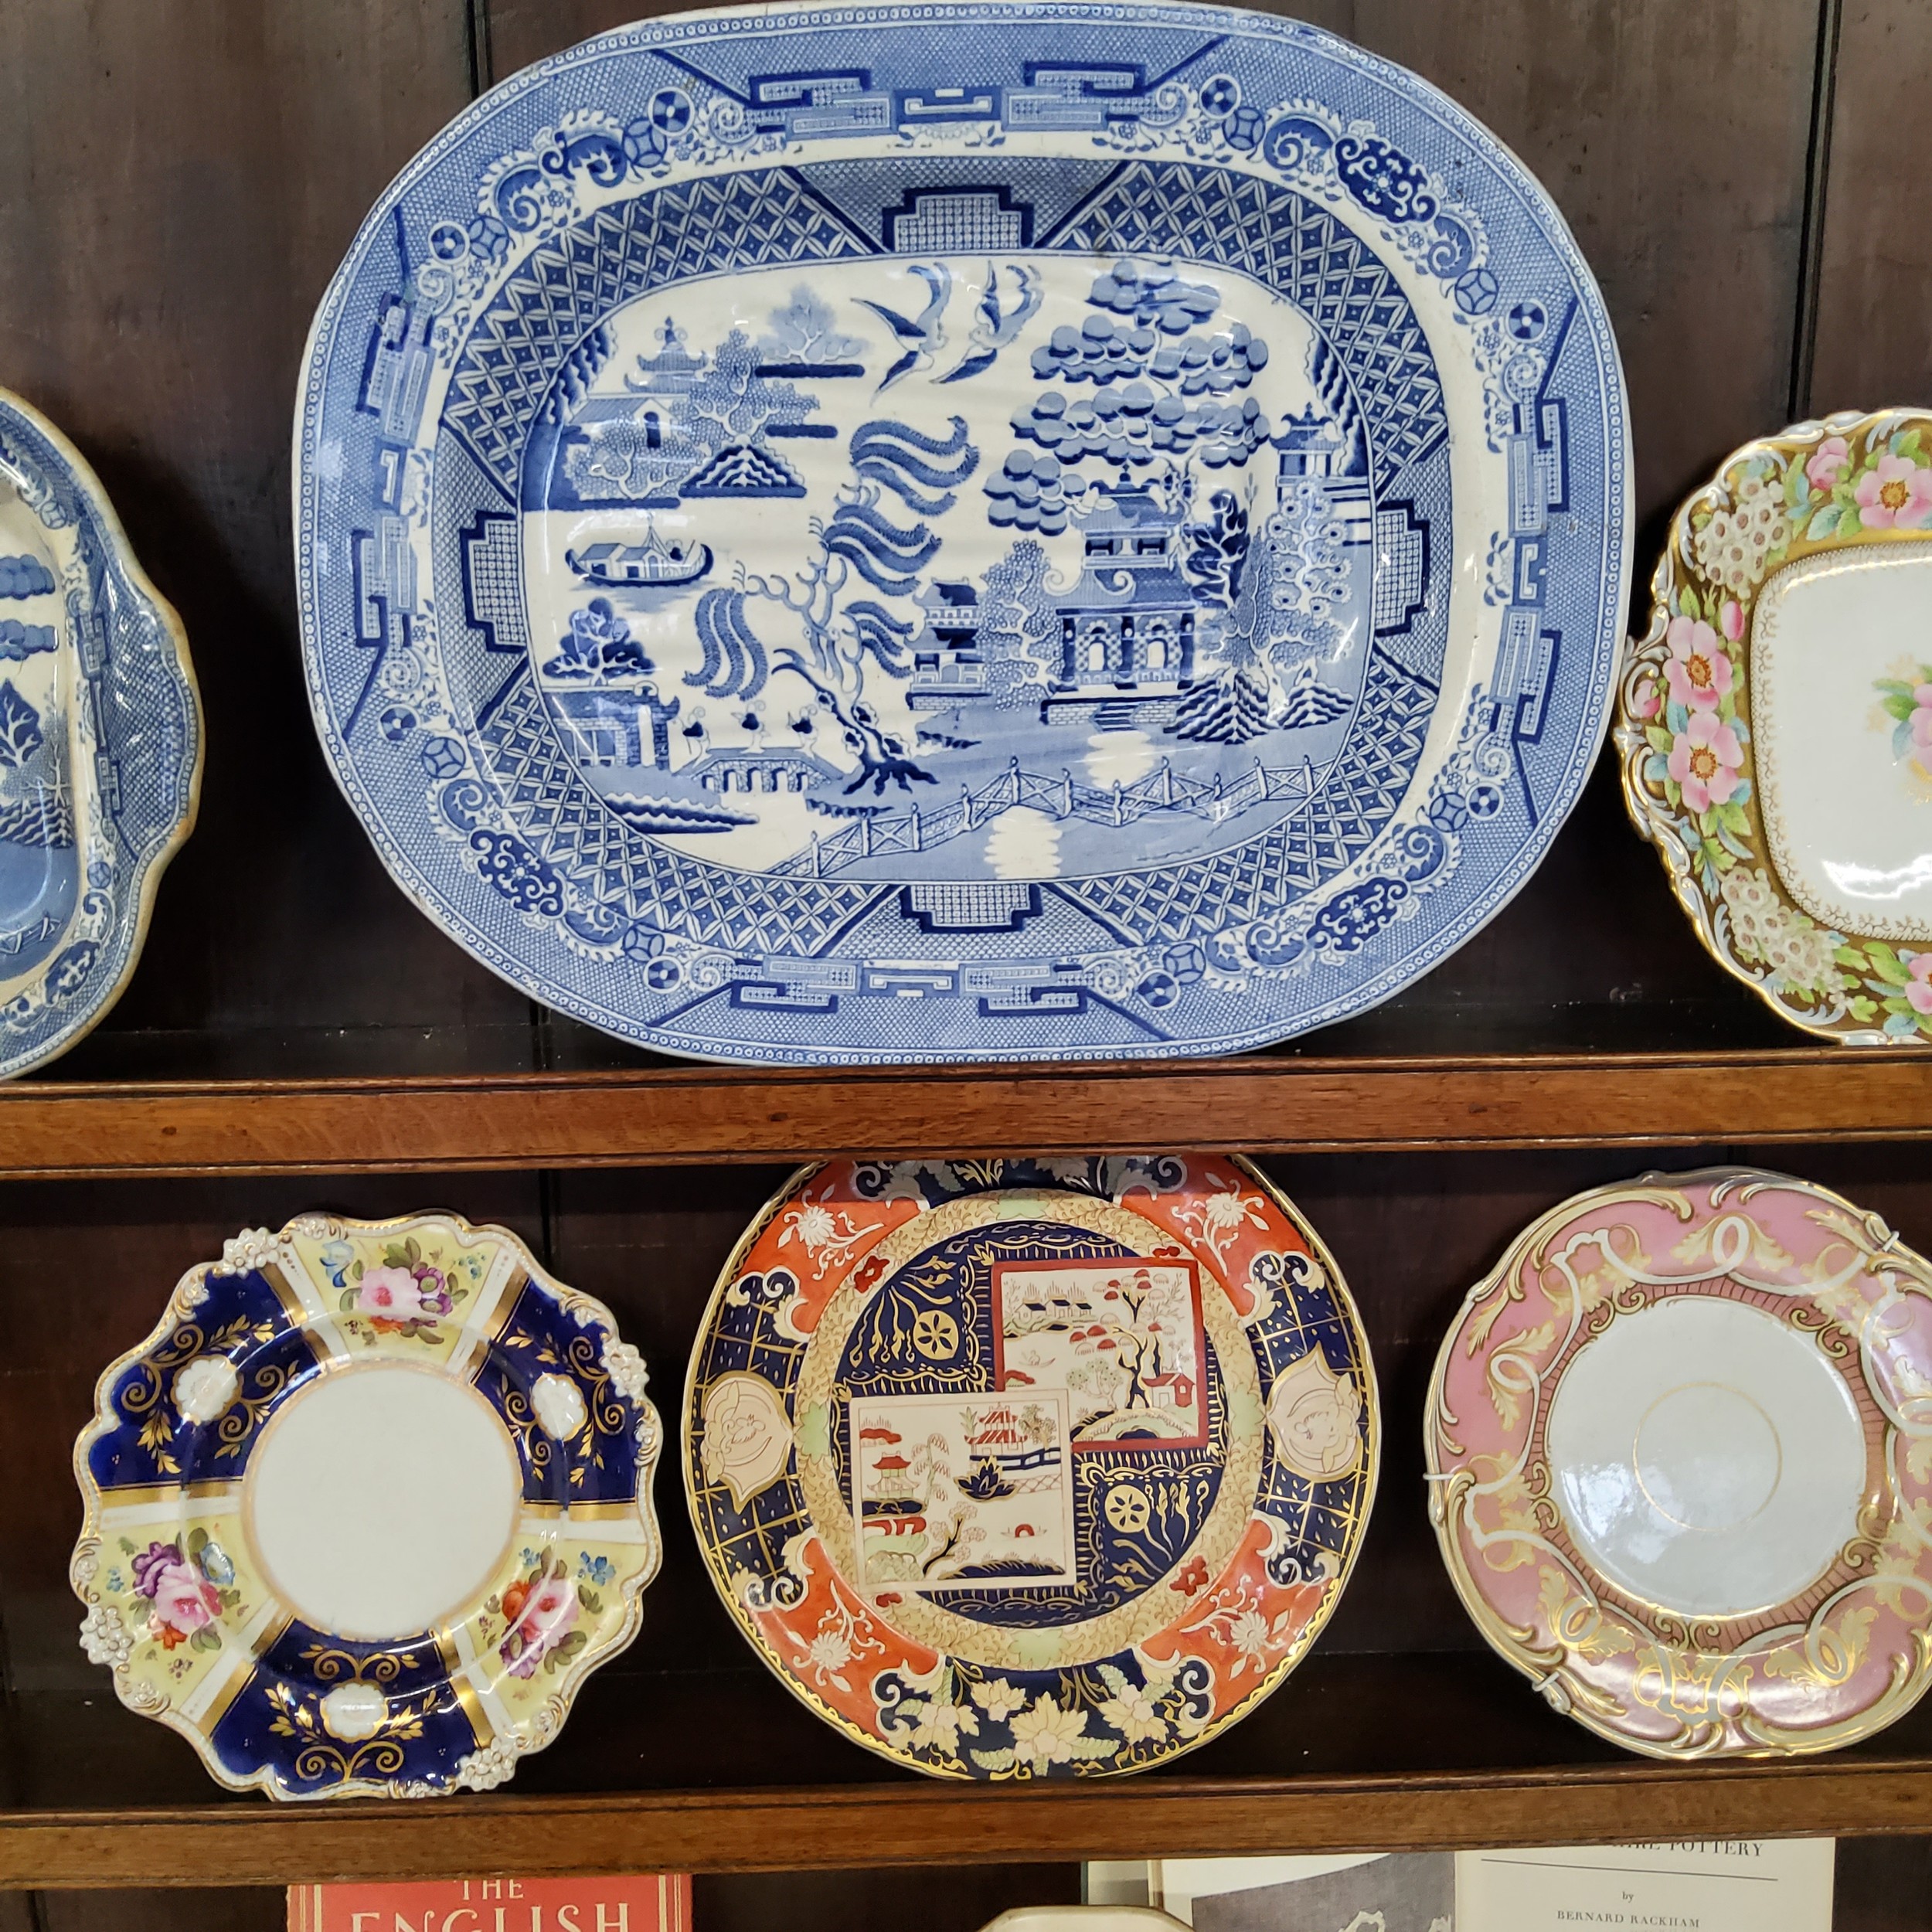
[0,1047,1927,1176]
[5,1757,1932,1886]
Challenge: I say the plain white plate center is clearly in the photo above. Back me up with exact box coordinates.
[243,1362,522,1641]
[1545,1296,1866,1618]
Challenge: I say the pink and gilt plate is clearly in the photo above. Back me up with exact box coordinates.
[1427,1168,1932,1758]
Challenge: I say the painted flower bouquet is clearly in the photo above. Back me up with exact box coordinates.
[1618,408,1932,1042]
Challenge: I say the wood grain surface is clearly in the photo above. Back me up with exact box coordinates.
[1,1145,1929,1890]
[0,0,533,1080]
[0,0,1855,1085]
[1807,2,1932,415]
[2,1753,1931,1886]
[0,1049,1920,1175]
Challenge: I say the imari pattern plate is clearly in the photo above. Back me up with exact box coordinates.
[685,1155,1376,1778]
[1619,408,1932,1043]
[1427,1168,1932,1759]
[0,386,199,1077]
[72,1213,662,1800]
[294,0,1630,1064]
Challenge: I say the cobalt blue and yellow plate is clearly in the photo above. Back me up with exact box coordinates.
[72,1212,661,1800]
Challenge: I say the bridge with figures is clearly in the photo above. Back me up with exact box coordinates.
[772,753,1329,878]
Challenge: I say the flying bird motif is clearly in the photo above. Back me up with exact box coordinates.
[856,264,951,394]
[939,264,1044,385]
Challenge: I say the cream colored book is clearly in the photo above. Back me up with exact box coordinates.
[1091,1840,1832,1932]
[1455,1840,1832,1932]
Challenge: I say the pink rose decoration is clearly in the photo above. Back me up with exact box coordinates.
[1664,614,1733,710]
[1633,680,1659,721]
[502,1573,580,1678]
[1668,709,1744,814]
[355,1264,429,1321]
[1908,954,1932,1016]
[1720,598,1744,642]
[148,1559,221,1645]
[1855,454,1932,529]
[1805,434,1850,491]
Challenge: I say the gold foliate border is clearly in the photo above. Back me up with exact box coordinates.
[1426,1164,1932,1760]
[70,1209,663,1801]
[1617,406,1932,1043]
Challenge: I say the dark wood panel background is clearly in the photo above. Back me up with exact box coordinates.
[2,0,1931,1924]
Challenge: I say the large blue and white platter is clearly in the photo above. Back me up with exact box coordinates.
[295,1,1631,1065]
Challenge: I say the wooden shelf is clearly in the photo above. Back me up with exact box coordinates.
[0,1047,1925,1177]
[5,1758,1930,1887]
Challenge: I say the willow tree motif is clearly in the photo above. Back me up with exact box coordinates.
[686,417,980,794]
[977,539,1059,710]
[1173,341,1362,743]
[1172,488,1271,742]
[755,287,869,374]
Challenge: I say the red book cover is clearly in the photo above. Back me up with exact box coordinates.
[291,1877,691,1932]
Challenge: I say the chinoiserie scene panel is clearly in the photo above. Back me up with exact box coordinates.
[0,0,1925,1910]
[0,0,535,1078]
[485,0,1823,538]
[481,0,1838,1072]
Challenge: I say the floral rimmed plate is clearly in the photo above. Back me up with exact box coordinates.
[295,0,1631,1066]
[1427,1168,1932,1759]
[72,1212,662,1800]
[0,386,200,1076]
[685,1155,1376,1778]
[1617,407,1932,1043]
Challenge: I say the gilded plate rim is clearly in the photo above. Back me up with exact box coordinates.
[1425,1164,1932,1760]
[1617,405,1932,1045]
[682,1153,1379,1780]
[70,1209,665,1801]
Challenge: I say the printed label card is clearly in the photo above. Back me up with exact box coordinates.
[1455,1838,1832,1932]
[1112,1840,1833,1932]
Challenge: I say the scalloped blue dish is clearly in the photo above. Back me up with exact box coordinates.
[0,386,199,1076]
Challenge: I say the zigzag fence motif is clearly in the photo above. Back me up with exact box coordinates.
[775,753,1328,878]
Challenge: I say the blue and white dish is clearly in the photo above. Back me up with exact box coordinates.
[0,387,199,1077]
[294,2,1631,1065]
